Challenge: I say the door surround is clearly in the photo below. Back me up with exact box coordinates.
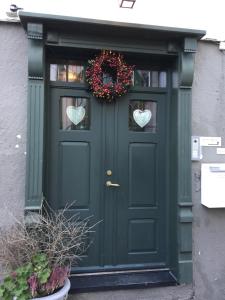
[20,11,205,286]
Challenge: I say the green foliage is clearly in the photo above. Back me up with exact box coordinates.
[0,205,93,299]
[32,253,51,284]
[0,253,51,300]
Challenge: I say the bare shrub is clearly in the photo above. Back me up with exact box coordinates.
[0,204,94,275]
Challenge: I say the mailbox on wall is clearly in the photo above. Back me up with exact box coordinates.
[201,163,225,208]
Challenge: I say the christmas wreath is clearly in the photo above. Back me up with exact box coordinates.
[86,50,134,102]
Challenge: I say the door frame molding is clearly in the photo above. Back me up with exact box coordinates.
[20,11,205,284]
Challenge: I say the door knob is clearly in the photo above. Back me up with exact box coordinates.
[106,180,120,187]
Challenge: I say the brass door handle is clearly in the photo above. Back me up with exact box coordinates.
[106,180,120,187]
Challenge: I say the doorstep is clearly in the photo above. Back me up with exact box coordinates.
[68,284,194,300]
[70,269,176,292]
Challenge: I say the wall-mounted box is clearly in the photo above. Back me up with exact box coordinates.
[200,137,221,147]
[201,163,225,208]
[192,136,202,161]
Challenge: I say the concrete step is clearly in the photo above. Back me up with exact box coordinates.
[68,284,194,300]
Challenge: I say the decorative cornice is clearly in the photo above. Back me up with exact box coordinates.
[28,23,44,80]
[27,23,43,40]
[178,37,198,87]
[178,202,193,207]
[19,11,206,41]
[28,76,44,80]
[184,37,197,53]
[180,52,194,87]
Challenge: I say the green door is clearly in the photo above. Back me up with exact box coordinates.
[47,87,168,271]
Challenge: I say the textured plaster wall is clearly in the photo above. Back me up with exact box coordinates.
[192,41,225,300]
[1,23,225,300]
[0,22,27,226]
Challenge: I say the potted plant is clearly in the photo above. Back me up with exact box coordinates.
[0,206,92,300]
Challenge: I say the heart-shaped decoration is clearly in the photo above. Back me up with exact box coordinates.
[66,106,86,125]
[133,109,152,128]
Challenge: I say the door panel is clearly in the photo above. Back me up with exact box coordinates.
[59,142,90,208]
[129,143,156,207]
[47,87,168,271]
[48,88,103,268]
[128,219,156,251]
[116,93,167,266]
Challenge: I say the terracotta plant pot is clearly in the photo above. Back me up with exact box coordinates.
[31,279,71,300]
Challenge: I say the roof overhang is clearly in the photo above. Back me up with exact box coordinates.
[19,11,205,42]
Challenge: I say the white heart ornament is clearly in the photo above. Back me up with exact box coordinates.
[133,109,152,128]
[66,106,86,125]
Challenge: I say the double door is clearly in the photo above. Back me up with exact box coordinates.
[48,87,168,271]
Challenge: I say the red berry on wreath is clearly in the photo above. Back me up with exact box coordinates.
[86,50,134,102]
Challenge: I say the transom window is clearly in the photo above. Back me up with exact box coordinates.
[133,70,167,88]
[50,63,85,83]
[49,63,167,88]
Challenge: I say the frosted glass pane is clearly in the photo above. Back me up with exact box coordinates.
[134,70,150,87]
[68,65,84,83]
[159,71,167,87]
[50,64,66,81]
[129,100,157,133]
[151,71,159,87]
[57,65,67,81]
[50,64,57,81]
[60,97,89,130]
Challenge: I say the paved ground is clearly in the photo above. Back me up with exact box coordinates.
[68,284,194,300]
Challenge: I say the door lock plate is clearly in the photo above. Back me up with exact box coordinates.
[106,170,112,176]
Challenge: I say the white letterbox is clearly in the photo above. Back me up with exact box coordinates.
[201,163,225,208]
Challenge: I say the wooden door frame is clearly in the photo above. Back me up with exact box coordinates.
[20,11,205,285]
